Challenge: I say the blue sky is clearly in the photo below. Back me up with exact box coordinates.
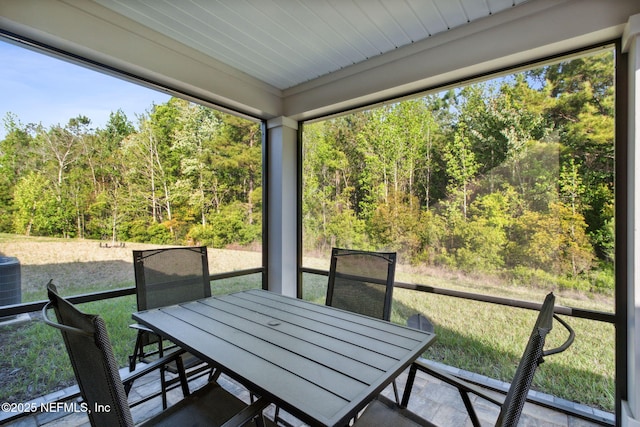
[0,40,171,139]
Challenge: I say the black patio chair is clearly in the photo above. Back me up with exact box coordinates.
[325,247,397,321]
[129,246,213,406]
[274,248,398,425]
[43,281,274,427]
[354,292,575,427]
[328,248,400,399]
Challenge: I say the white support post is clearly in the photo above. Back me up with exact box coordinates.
[266,117,299,297]
[623,13,640,427]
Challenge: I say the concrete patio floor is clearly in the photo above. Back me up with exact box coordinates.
[1,359,611,427]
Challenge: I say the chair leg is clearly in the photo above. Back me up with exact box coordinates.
[392,380,400,405]
[273,407,297,427]
[209,368,222,383]
[274,406,280,424]
[123,380,133,396]
[158,336,164,357]
[273,408,296,427]
[129,331,145,372]
[160,365,168,409]
[206,366,217,383]
[158,338,168,409]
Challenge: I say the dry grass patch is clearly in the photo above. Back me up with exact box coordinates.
[0,234,262,301]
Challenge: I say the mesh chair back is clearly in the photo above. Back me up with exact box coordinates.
[134,246,211,311]
[44,282,134,427]
[495,292,555,427]
[326,248,397,320]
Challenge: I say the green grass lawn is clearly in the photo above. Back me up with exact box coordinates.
[302,272,614,412]
[0,274,263,404]
[0,271,614,413]
[389,288,614,411]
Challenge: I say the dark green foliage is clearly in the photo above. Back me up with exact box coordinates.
[1,51,615,293]
[1,100,262,249]
[302,51,615,293]
[190,201,262,248]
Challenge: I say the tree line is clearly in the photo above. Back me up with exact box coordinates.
[1,51,614,293]
[0,98,262,248]
[302,51,614,293]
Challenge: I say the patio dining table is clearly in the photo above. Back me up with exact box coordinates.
[132,289,436,427]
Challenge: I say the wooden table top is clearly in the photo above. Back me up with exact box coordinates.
[133,289,436,427]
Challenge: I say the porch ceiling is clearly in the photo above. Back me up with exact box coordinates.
[1,0,639,120]
[92,0,530,91]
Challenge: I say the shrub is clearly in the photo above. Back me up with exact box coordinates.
[507,265,613,294]
[146,222,174,244]
[188,203,261,248]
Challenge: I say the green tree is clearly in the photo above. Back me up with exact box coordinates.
[89,110,135,242]
[386,99,440,209]
[303,119,356,250]
[172,100,221,227]
[443,122,479,219]
[31,116,93,237]
[120,110,175,236]
[507,203,594,275]
[455,218,506,272]
[368,191,421,253]
[454,191,517,272]
[12,172,57,236]
[0,114,36,231]
[216,114,262,229]
[533,51,615,260]
[414,209,447,264]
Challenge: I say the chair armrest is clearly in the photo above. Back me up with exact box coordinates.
[219,396,270,427]
[121,348,186,385]
[43,301,92,337]
[412,360,504,407]
[45,300,187,394]
[543,315,575,357]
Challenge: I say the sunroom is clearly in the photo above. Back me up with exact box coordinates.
[1,0,640,426]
